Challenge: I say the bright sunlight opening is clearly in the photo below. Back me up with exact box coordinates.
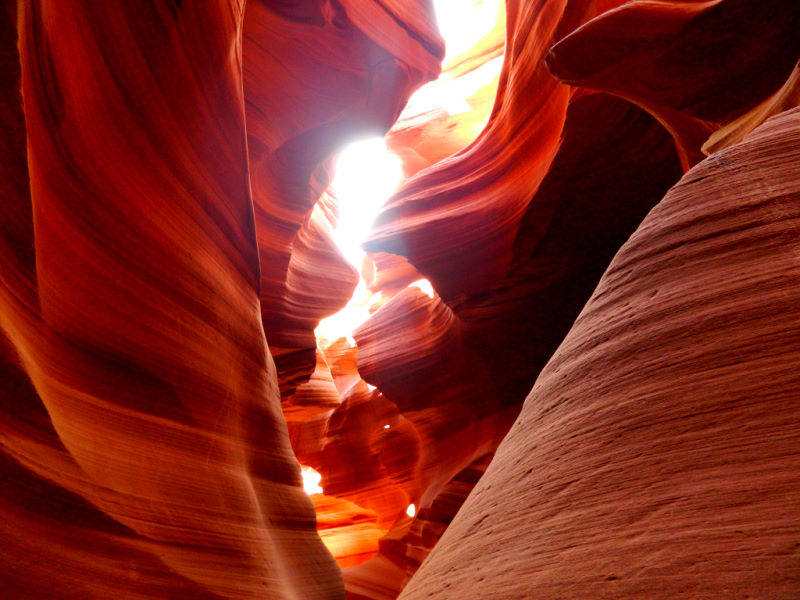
[331,137,403,269]
[434,0,501,62]
[301,465,323,496]
[329,0,504,274]
[409,279,435,299]
[308,0,504,562]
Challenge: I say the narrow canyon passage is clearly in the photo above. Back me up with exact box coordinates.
[1,1,799,599]
[291,2,505,578]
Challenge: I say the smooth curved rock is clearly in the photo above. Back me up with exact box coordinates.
[702,61,800,155]
[546,0,800,168]
[364,0,596,302]
[243,0,442,396]
[346,89,683,596]
[3,1,798,598]
[3,2,349,598]
[399,108,800,600]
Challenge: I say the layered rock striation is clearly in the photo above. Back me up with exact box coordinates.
[399,106,800,600]
[1,0,798,599]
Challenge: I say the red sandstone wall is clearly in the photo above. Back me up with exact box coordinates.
[1,0,798,598]
[0,1,440,597]
[398,106,800,600]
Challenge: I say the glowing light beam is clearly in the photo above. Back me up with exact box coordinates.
[301,465,323,496]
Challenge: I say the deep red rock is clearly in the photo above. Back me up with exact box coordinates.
[365,0,596,301]
[546,0,800,168]
[6,2,348,598]
[398,108,800,600]
[346,89,683,595]
[2,1,799,599]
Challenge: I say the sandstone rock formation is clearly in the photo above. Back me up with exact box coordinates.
[399,106,800,600]
[1,0,798,599]
[338,0,799,594]
[1,1,438,597]
[243,0,443,397]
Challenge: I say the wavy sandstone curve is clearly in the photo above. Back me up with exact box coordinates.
[399,107,800,600]
[2,1,799,599]
[364,0,596,302]
[3,2,345,598]
[546,0,800,168]
[344,89,683,597]
[243,0,442,396]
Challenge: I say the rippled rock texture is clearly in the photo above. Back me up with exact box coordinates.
[1,1,439,598]
[399,106,800,600]
[1,0,798,599]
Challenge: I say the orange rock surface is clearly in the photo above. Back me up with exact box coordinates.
[1,1,798,599]
[399,106,800,600]
[1,1,438,597]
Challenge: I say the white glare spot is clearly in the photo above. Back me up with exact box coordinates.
[442,98,473,117]
[406,503,416,517]
[434,0,501,61]
[331,138,403,268]
[409,279,435,299]
[301,465,323,496]
[367,383,377,391]
[314,281,371,344]
[383,424,390,430]
[401,4,504,121]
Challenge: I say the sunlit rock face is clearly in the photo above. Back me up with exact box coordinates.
[242,0,443,397]
[1,1,799,599]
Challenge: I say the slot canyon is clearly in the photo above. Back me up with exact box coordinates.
[1,0,799,598]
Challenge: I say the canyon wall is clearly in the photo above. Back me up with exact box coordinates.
[1,0,798,599]
[399,106,800,600]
